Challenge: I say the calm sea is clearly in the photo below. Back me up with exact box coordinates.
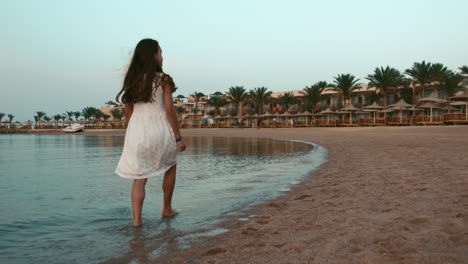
[0,135,326,264]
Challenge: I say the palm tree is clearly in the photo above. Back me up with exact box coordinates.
[81,107,100,120]
[190,92,205,114]
[277,92,298,111]
[315,81,334,89]
[111,108,124,120]
[43,115,51,122]
[65,111,74,120]
[441,70,464,97]
[367,93,384,105]
[0,113,5,127]
[226,86,247,116]
[5,114,14,128]
[73,111,81,121]
[366,66,404,106]
[459,65,468,76]
[431,63,448,83]
[53,114,62,128]
[36,111,46,121]
[207,95,229,115]
[102,113,111,121]
[333,74,360,105]
[300,83,323,112]
[405,61,434,100]
[399,86,414,104]
[249,87,272,114]
[95,110,104,120]
[175,106,186,119]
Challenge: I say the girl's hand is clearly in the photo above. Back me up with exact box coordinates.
[176,140,186,152]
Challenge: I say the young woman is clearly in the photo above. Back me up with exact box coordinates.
[115,39,186,227]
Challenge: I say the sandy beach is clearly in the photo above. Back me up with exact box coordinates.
[22,126,468,263]
[148,126,467,264]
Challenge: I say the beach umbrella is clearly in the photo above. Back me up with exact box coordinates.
[281,111,294,126]
[297,110,313,116]
[262,112,274,127]
[450,101,468,120]
[389,99,414,108]
[363,102,386,124]
[388,100,414,123]
[418,102,441,122]
[298,111,313,126]
[319,108,335,125]
[341,104,360,124]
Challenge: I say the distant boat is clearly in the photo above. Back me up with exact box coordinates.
[63,124,84,133]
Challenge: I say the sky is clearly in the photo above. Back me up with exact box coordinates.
[1,0,468,121]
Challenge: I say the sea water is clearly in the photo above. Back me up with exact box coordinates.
[0,135,326,264]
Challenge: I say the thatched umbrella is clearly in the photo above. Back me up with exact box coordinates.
[341,104,360,124]
[298,110,313,116]
[297,110,313,126]
[363,102,386,124]
[389,99,415,123]
[281,111,293,126]
[262,112,274,126]
[319,108,335,125]
[418,102,441,122]
[450,101,468,120]
[12,121,22,128]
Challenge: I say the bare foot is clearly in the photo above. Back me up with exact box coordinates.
[161,208,178,218]
[132,219,143,228]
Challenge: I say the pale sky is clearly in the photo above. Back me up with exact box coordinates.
[1,0,467,121]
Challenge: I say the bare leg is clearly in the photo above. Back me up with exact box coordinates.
[161,165,177,217]
[131,178,148,227]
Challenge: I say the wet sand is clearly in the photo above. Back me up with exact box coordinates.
[23,126,468,263]
[159,126,467,264]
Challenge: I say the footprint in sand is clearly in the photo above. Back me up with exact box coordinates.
[256,219,269,225]
[203,247,227,256]
[294,194,312,200]
[242,227,259,235]
[273,243,287,248]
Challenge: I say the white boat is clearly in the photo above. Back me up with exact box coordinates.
[63,124,84,133]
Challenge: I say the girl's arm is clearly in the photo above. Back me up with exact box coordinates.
[124,103,133,127]
[162,75,186,151]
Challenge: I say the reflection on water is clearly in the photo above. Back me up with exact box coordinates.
[0,134,326,264]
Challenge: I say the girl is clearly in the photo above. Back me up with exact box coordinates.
[115,39,186,227]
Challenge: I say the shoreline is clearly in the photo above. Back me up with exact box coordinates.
[1,125,467,136]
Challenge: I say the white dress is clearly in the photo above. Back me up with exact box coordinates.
[115,74,177,179]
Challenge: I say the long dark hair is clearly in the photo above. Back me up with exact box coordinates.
[116,39,164,104]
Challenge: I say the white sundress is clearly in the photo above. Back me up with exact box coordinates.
[115,74,177,179]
